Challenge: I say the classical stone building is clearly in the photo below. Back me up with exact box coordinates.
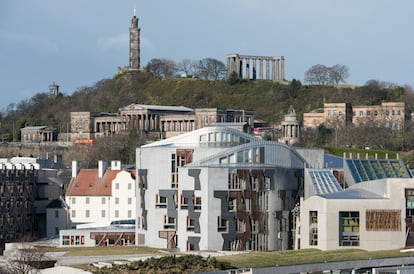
[303,102,405,130]
[226,54,286,81]
[70,104,254,142]
[20,126,57,144]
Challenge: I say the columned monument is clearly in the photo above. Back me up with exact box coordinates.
[279,106,300,146]
[226,54,285,81]
[129,9,141,70]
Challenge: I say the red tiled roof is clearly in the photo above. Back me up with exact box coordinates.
[66,169,135,196]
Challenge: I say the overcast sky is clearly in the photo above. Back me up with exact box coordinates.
[1,0,414,111]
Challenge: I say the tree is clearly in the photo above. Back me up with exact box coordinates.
[196,58,226,80]
[0,245,54,274]
[329,64,349,84]
[177,59,198,77]
[146,58,177,78]
[305,64,350,84]
[304,64,330,84]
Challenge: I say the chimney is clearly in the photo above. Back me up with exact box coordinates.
[98,160,108,179]
[72,161,81,178]
[111,160,121,170]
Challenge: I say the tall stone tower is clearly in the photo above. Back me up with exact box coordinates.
[129,12,140,70]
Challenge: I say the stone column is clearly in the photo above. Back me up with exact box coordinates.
[272,60,276,80]
[246,58,250,80]
[227,57,231,78]
[252,59,257,80]
[259,59,263,80]
[281,56,285,81]
[276,59,280,81]
[266,59,270,80]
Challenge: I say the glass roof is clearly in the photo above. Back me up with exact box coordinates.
[308,169,342,195]
[346,159,411,183]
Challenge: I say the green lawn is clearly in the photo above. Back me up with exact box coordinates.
[39,246,414,269]
[216,249,414,269]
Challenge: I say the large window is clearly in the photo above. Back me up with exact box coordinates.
[366,209,401,231]
[339,211,359,246]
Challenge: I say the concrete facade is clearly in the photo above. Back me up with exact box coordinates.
[135,126,315,252]
[21,126,56,144]
[295,155,414,252]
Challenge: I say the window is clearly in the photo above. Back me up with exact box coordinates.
[128,210,132,218]
[339,211,359,246]
[164,215,176,229]
[115,197,119,204]
[366,209,401,231]
[85,197,90,204]
[128,183,131,190]
[72,197,76,204]
[309,211,318,246]
[156,194,167,208]
[115,183,119,190]
[367,110,371,116]
[181,195,189,209]
[217,216,228,232]
[55,210,59,218]
[359,111,363,117]
[194,196,202,210]
[101,210,105,218]
[186,216,195,231]
[101,197,106,204]
[115,210,119,218]
[62,235,70,245]
[55,227,59,235]
[71,210,76,218]
[85,210,90,218]
[128,197,132,204]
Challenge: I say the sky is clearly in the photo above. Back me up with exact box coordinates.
[1,0,414,112]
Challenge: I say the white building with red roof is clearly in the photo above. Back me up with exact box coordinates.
[65,160,136,228]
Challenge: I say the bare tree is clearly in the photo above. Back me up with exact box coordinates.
[0,245,52,274]
[177,58,198,77]
[146,58,177,78]
[329,64,349,84]
[304,64,330,84]
[197,58,226,80]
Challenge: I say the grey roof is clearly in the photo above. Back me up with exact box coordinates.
[319,188,385,200]
[122,104,193,112]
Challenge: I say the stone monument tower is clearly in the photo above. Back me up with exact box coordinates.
[129,8,140,70]
[49,82,59,97]
[279,106,300,146]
